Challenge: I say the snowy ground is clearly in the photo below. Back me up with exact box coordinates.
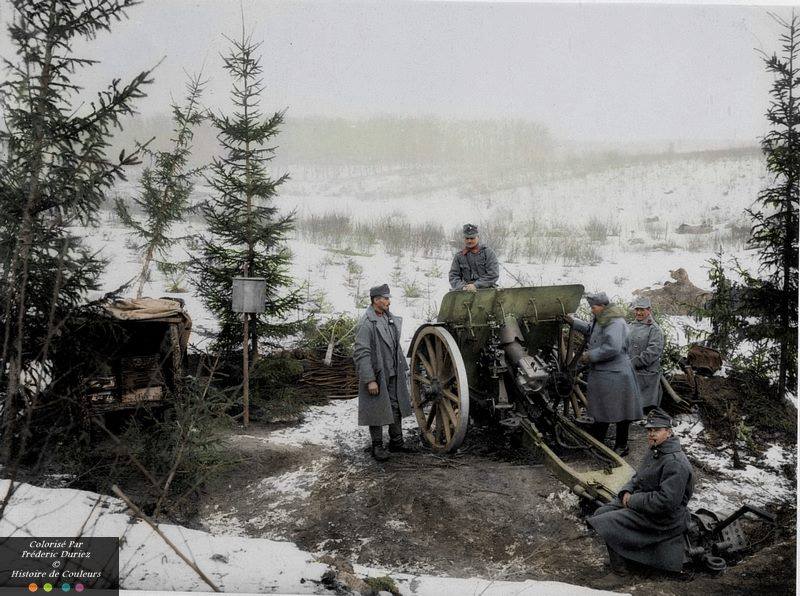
[3,395,788,595]
[0,474,614,595]
[198,397,795,543]
[673,416,796,515]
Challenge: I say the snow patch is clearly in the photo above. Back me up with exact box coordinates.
[268,398,417,453]
[2,480,617,595]
[674,415,796,515]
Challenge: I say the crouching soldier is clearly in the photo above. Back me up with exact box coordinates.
[353,284,414,461]
[588,407,694,588]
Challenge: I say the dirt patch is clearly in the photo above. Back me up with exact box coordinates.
[192,413,795,594]
[198,421,613,585]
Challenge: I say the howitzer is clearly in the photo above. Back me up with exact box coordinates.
[407,285,776,571]
[407,285,634,503]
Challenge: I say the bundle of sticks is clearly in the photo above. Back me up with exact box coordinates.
[300,350,358,399]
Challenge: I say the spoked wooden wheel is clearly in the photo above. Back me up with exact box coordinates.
[410,326,469,453]
[557,321,589,419]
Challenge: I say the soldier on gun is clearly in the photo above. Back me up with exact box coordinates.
[628,296,665,412]
[588,407,694,588]
[448,223,499,291]
[353,284,414,461]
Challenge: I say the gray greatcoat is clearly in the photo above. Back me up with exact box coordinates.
[448,244,499,290]
[353,306,413,427]
[628,316,664,409]
[572,306,643,423]
[588,435,694,572]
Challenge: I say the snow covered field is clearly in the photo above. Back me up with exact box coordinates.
[92,155,764,346]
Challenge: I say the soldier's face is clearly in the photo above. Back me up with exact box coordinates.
[464,236,478,249]
[647,427,671,448]
[634,307,650,321]
[589,304,605,316]
[373,296,390,313]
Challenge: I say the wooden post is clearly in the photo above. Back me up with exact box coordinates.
[243,313,249,428]
[232,275,265,429]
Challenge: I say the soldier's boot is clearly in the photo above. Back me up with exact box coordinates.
[371,443,390,462]
[593,547,630,589]
[386,416,412,453]
[387,440,415,453]
[613,421,631,456]
[592,571,629,590]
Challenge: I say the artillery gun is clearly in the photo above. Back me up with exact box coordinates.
[407,284,777,571]
[407,284,634,504]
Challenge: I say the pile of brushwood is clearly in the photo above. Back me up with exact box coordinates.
[663,359,797,478]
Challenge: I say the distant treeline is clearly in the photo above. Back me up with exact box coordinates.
[112,113,760,174]
[114,114,555,168]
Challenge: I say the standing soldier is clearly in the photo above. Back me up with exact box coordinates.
[628,296,665,412]
[448,223,500,291]
[588,407,694,588]
[563,292,642,456]
[353,284,414,461]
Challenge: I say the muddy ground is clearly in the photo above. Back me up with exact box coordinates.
[193,412,796,595]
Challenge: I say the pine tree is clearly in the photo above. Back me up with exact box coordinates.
[191,32,298,356]
[746,12,799,398]
[117,74,206,298]
[0,0,152,454]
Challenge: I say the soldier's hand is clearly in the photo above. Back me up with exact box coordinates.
[464,283,477,292]
[622,492,631,508]
[561,314,574,325]
[367,381,379,395]
[579,353,590,365]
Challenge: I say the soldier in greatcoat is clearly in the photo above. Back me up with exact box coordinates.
[588,408,694,588]
[628,296,665,412]
[353,284,414,461]
[448,223,500,291]
[563,292,643,455]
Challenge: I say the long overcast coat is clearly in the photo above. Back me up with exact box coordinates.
[448,244,499,290]
[588,435,694,572]
[353,306,413,427]
[628,316,665,409]
[572,306,643,423]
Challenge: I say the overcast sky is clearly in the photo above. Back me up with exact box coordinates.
[0,1,794,146]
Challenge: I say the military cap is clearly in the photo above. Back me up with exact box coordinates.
[369,283,391,299]
[644,407,673,428]
[585,292,610,307]
[462,223,479,237]
[631,296,652,309]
